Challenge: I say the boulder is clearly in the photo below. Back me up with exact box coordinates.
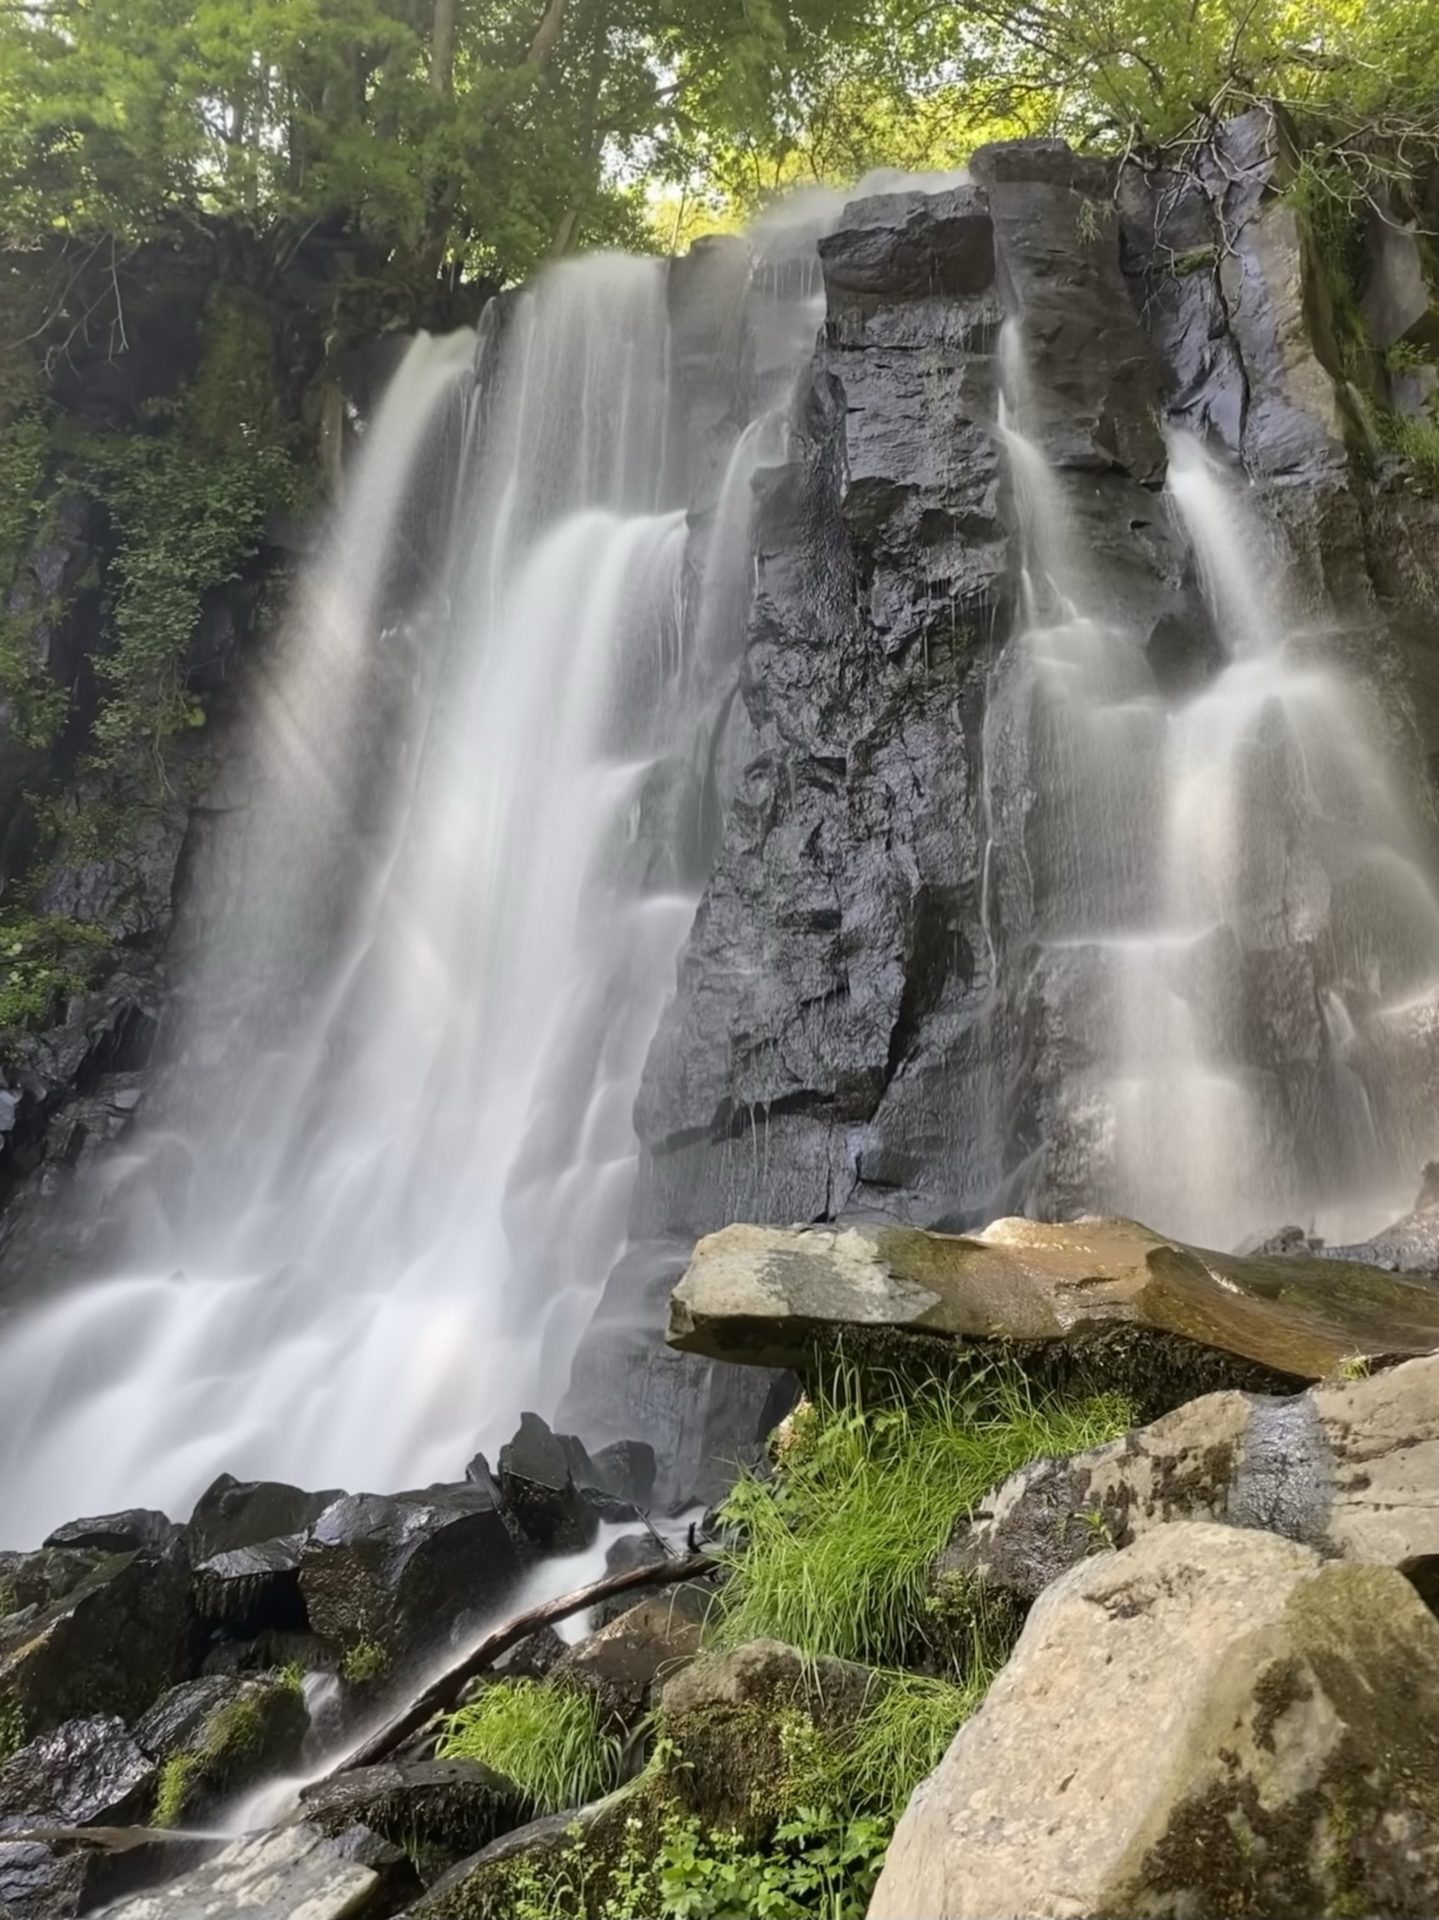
[189,1475,341,1564]
[189,1475,342,1637]
[405,1781,647,1920]
[496,1413,597,1554]
[870,1523,1439,1919]
[947,1350,1439,1609]
[0,1550,112,1622]
[299,1488,522,1671]
[0,1551,192,1743]
[136,1671,309,1826]
[587,1441,656,1512]
[88,1824,380,1918]
[659,1640,872,1839]
[42,1514,181,1559]
[668,1216,1439,1384]
[548,1594,706,1732]
[300,1757,523,1885]
[590,1533,669,1630]
[0,1717,157,1920]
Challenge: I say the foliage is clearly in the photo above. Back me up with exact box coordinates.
[437,1678,621,1813]
[499,1804,888,1920]
[0,1695,24,1765]
[0,910,109,1038]
[712,1362,1134,1671]
[340,1638,392,1685]
[1378,411,1439,490]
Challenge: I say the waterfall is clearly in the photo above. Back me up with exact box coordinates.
[0,245,818,1546]
[989,324,1439,1247]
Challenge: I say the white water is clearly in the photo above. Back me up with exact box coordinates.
[0,243,820,1547]
[989,326,1439,1246]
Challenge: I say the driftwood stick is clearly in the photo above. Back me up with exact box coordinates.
[337,1551,716,1775]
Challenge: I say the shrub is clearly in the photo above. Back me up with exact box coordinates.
[437,1679,621,1814]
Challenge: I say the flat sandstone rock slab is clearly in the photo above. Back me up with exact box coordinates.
[94,1825,376,1919]
[666,1216,1439,1377]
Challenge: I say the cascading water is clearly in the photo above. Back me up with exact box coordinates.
[989,322,1439,1247]
[0,241,819,1546]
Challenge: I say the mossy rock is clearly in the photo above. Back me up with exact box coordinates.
[0,1549,193,1739]
[141,1669,307,1827]
[668,1218,1439,1411]
[300,1756,525,1885]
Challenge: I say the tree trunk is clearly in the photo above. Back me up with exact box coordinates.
[430,0,460,97]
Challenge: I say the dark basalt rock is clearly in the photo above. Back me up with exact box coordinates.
[298,1488,523,1670]
[0,1550,111,1622]
[300,1757,524,1885]
[0,1716,157,1920]
[0,1550,193,1741]
[42,1512,181,1559]
[819,186,995,303]
[0,1715,155,1828]
[587,1441,657,1511]
[496,1413,597,1555]
[189,1474,341,1565]
[134,1671,309,1826]
[188,1474,343,1636]
[550,1592,707,1733]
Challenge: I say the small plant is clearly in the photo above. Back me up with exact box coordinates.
[1073,193,1111,245]
[150,1671,300,1828]
[1385,339,1430,374]
[713,1361,1134,1670]
[0,1579,16,1618]
[0,1695,25,1764]
[437,1679,621,1814]
[1336,1353,1372,1383]
[340,1639,391,1685]
[0,909,110,1039]
[1378,411,1439,490]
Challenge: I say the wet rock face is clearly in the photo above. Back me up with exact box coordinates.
[298,1488,523,1671]
[0,1716,157,1920]
[89,1824,381,1918]
[189,1474,342,1635]
[871,1523,1439,1920]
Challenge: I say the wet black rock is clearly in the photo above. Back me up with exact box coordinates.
[0,1550,193,1740]
[590,1532,671,1631]
[588,1441,657,1511]
[42,1512,182,1559]
[496,1413,598,1554]
[189,1475,340,1564]
[189,1474,343,1636]
[299,1488,523,1670]
[300,1757,524,1885]
[135,1671,309,1826]
[0,1716,157,1920]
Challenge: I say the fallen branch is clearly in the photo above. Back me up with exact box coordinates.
[337,1551,716,1775]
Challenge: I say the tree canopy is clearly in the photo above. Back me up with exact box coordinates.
[0,0,1435,287]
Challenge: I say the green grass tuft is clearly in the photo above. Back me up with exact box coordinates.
[153,1751,201,1829]
[713,1362,1134,1671]
[340,1639,391,1686]
[1379,411,1439,490]
[437,1680,621,1814]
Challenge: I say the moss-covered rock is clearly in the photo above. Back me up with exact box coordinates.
[138,1670,307,1828]
[945,1349,1439,1612]
[873,1522,1439,1919]
[668,1216,1439,1390]
[0,1550,192,1745]
[300,1756,524,1886]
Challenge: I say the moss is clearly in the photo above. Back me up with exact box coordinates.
[150,1671,307,1828]
[152,1750,201,1829]
[0,1693,25,1762]
[0,1581,16,1620]
[1171,246,1217,276]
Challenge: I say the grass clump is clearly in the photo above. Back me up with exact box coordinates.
[712,1361,1134,1671]
[152,1751,200,1829]
[0,1694,25,1764]
[1378,410,1439,490]
[437,1679,621,1815]
[340,1638,391,1685]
